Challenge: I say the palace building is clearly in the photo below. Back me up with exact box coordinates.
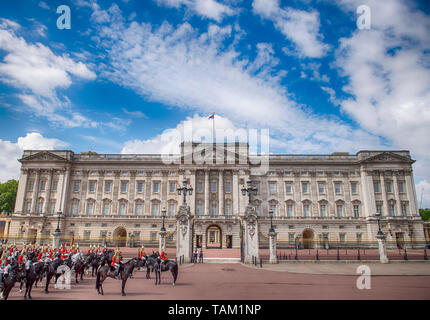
[4,142,425,250]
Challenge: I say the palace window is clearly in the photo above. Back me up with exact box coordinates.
[287,204,293,217]
[374,182,380,193]
[119,203,126,215]
[336,204,343,217]
[153,182,159,193]
[26,201,31,213]
[196,203,203,216]
[37,200,43,213]
[87,202,94,215]
[121,181,128,193]
[49,201,55,214]
[52,181,58,191]
[269,182,277,195]
[389,204,395,217]
[211,181,217,193]
[288,233,295,243]
[320,204,327,217]
[303,204,310,217]
[225,203,232,216]
[169,182,176,193]
[255,205,261,216]
[318,183,325,194]
[84,231,91,240]
[401,203,408,216]
[270,204,277,216]
[376,203,383,215]
[71,203,78,215]
[151,232,157,241]
[335,183,341,194]
[197,181,203,193]
[285,183,292,194]
[225,181,231,193]
[103,203,110,215]
[40,180,46,191]
[105,181,111,192]
[356,233,362,244]
[73,181,80,192]
[151,203,159,216]
[398,181,404,193]
[137,182,143,193]
[168,203,175,216]
[386,181,392,193]
[211,204,217,216]
[89,181,95,192]
[353,205,360,218]
[28,181,34,192]
[302,182,308,194]
[339,233,346,243]
[136,203,143,216]
[351,182,357,194]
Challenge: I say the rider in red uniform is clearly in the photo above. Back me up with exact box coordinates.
[111,250,122,279]
[159,249,168,268]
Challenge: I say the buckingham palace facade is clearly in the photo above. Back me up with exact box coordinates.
[5,142,425,250]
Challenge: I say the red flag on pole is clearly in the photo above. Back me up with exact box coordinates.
[70,234,74,247]
[208,113,214,119]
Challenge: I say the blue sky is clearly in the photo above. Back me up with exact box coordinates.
[0,0,430,206]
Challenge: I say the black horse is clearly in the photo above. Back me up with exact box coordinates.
[145,256,178,285]
[1,261,25,300]
[44,257,65,294]
[95,257,142,296]
[22,261,45,299]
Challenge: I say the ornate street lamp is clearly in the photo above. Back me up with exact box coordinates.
[161,207,167,232]
[55,210,62,233]
[269,208,275,233]
[177,178,193,205]
[241,178,258,205]
[375,212,384,236]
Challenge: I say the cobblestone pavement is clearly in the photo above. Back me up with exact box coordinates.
[5,263,430,300]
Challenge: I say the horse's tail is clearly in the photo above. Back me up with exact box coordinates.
[95,270,101,290]
[172,262,178,283]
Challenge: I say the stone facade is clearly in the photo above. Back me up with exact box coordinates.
[6,143,425,251]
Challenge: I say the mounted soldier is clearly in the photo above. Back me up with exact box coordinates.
[159,247,168,269]
[111,249,122,279]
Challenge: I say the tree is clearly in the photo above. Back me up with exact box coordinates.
[0,180,18,214]
[419,208,430,221]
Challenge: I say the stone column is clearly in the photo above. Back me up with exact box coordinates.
[380,172,389,217]
[53,230,61,249]
[243,206,259,263]
[128,171,137,215]
[42,170,53,214]
[204,170,209,216]
[376,233,389,263]
[159,230,166,253]
[219,169,224,216]
[269,230,277,264]
[360,169,376,217]
[405,170,418,216]
[59,167,71,215]
[31,170,41,213]
[144,171,152,215]
[232,170,239,216]
[176,205,192,263]
[393,173,402,217]
[96,170,105,215]
[15,168,29,213]
[189,170,196,215]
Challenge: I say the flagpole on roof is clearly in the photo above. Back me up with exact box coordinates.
[212,112,215,144]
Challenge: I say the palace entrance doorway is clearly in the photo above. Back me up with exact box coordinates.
[206,225,222,249]
[302,228,315,249]
[113,227,127,247]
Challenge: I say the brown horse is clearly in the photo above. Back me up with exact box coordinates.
[95,258,142,296]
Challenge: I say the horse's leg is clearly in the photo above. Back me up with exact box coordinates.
[146,267,150,279]
[28,280,34,299]
[45,273,53,293]
[121,278,127,296]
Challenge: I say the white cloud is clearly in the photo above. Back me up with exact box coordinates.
[154,0,236,22]
[334,0,430,201]
[38,1,50,10]
[122,108,148,119]
[0,133,68,182]
[252,0,329,58]
[82,3,382,155]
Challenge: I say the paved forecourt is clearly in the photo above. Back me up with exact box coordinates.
[6,262,430,300]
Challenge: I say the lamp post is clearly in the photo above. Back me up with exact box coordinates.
[269,209,275,233]
[159,207,167,253]
[374,212,389,263]
[53,210,62,249]
[177,178,193,205]
[241,178,258,205]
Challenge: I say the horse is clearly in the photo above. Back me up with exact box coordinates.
[71,252,86,283]
[1,261,26,300]
[144,252,160,279]
[22,261,46,299]
[86,253,102,277]
[44,257,65,294]
[146,256,178,285]
[95,257,142,296]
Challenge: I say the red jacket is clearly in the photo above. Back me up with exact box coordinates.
[160,251,167,261]
[111,256,120,267]
[18,255,24,263]
[37,252,42,261]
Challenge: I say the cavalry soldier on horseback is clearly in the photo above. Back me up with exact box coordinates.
[138,245,146,260]
[0,252,6,290]
[111,249,122,279]
[159,247,168,268]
